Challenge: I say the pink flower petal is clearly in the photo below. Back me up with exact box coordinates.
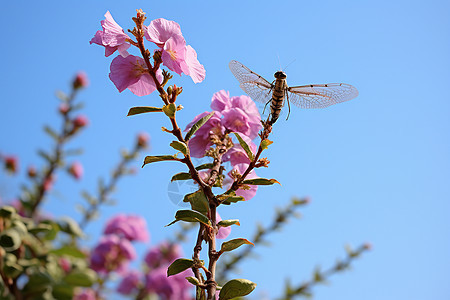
[161,35,187,75]
[145,18,183,48]
[184,45,205,83]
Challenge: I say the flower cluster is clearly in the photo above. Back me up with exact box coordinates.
[117,241,191,300]
[90,11,205,97]
[89,214,149,274]
[185,90,262,200]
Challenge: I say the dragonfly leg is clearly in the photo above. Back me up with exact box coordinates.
[285,89,291,120]
[263,99,271,114]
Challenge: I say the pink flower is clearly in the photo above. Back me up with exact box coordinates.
[73,115,89,128]
[68,161,83,180]
[216,212,231,240]
[104,214,149,242]
[211,90,232,111]
[109,55,163,97]
[117,270,141,295]
[145,18,183,48]
[59,103,70,115]
[90,11,131,57]
[185,111,225,158]
[144,241,183,269]
[223,134,258,166]
[90,235,136,274]
[73,72,89,89]
[145,267,191,300]
[59,257,71,273]
[43,175,55,192]
[74,289,96,300]
[225,163,258,201]
[145,18,205,83]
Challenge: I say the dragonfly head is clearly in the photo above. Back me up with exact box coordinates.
[274,71,287,79]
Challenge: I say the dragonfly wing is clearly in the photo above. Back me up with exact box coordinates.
[229,60,273,104]
[287,83,358,109]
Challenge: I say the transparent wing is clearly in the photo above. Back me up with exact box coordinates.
[287,83,358,109]
[229,60,273,104]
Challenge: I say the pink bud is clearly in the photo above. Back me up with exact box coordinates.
[4,156,18,174]
[137,132,150,148]
[68,161,83,180]
[59,257,71,273]
[363,242,373,251]
[59,103,70,115]
[43,175,55,191]
[27,165,37,178]
[72,115,89,128]
[73,71,89,89]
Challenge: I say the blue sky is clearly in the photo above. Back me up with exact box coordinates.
[1,1,449,299]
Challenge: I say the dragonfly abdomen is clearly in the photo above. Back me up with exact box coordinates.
[269,78,286,125]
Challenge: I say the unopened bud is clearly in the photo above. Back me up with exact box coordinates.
[4,156,18,174]
[72,115,89,128]
[72,72,89,89]
[27,165,37,178]
[137,132,150,148]
[153,50,162,63]
[68,161,83,180]
[167,86,173,96]
[59,103,70,115]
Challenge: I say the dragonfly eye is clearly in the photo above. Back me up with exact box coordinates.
[274,71,287,79]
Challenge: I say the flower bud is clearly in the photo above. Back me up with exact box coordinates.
[68,161,83,180]
[72,115,89,128]
[59,103,70,115]
[72,72,89,90]
[137,132,150,148]
[27,165,37,178]
[4,156,18,174]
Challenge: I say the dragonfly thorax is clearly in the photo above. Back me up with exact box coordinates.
[274,71,287,79]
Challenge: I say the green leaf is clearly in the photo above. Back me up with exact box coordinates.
[217,219,240,227]
[170,141,189,155]
[220,195,245,205]
[58,217,84,237]
[0,229,22,252]
[127,106,163,116]
[162,103,177,118]
[52,283,74,300]
[185,112,215,141]
[0,206,16,218]
[195,163,213,171]
[260,139,273,150]
[171,172,192,182]
[167,258,194,277]
[219,278,257,300]
[183,190,209,215]
[64,269,97,287]
[28,223,53,235]
[44,125,59,140]
[241,178,280,185]
[233,132,254,161]
[166,210,212,227]
[142,155,178,167]
[220,238,254,253]
[186,276,200,285]
[50,246,86,258]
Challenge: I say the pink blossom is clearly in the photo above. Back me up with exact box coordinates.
[216,212,231,239]
[104,214,149,242]
[43,175,54,192]
[90,11,131,57]
[211,90,232,111]
[185,111,225,158]
[225,163,258,201]
[145,18,183,48]
[145,18,205,83]
[144,241,183,269]
[73,72,89,89]
[145,267,191,300]
[59,257,71,273]
[109,55,163,97]
[74,289,96,300]
[223,134,258,166]
[59,103,70,115]
[68,161,83,180]
[73,115,89,128]
[90,235,136,274]
[117,270,141,295]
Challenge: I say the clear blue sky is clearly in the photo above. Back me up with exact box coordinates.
[1,1,449,299]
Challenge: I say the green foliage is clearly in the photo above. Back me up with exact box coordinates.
[217,219,240,227]
[219,278,257,299]
[142,155,178,167]
[241,178,280,186]
[127,106,163,116]
[166,209,212,227]
[171,172,192,182]
[233,132,254,161]
[170,140,189,155]
[183,190,209,215]
[167,258,194,276]
[220,238,254,253]
[184,112,214,141]
[162,103,177,118]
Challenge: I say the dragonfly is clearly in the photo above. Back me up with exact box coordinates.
[229,60,359,125]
